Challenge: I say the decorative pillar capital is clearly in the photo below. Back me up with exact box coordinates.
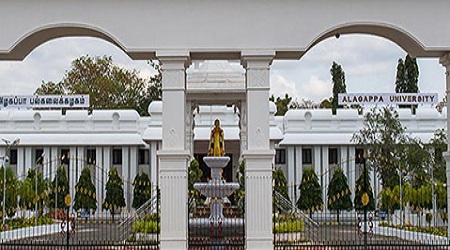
[241,50,275,69]
[439,52,450,73]
[156,51,191,69]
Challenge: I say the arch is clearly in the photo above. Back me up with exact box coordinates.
[304,22,437,58]
[1,23,137,61]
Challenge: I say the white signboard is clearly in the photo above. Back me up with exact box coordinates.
[0,95,90,109]
[338,93,438,106]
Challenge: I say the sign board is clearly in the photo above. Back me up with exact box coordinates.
[0,95,89,109]
[338,93,438,106]
[376,211,388,218]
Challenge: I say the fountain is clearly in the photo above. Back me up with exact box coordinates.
[188,119,244,242]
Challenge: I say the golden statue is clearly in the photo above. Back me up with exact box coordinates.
[208,119,225,156]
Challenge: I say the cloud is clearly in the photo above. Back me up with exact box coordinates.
[270,74,331,103]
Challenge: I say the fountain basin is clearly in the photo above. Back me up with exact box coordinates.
[203,156,230,169]
[194,182,239,198]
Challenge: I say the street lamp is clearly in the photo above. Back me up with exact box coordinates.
[1,138,20,228]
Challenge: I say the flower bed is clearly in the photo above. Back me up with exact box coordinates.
[1,216,54,232]
[274,220,305,233]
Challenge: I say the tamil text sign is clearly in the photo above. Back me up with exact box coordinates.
[0,95,90,109]
[338,93,438,106]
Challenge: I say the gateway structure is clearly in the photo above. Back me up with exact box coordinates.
[0,61,446,214]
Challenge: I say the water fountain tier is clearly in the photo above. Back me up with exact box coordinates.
[193,156,239,221]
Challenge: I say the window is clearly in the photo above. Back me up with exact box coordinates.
[275,149,286,164]
[9,149,17,165]
[355,148,365,164]
[86,149,96,165]
[113,149,122,165]
[138,149,149,165]
[302,148,312,164]
[35,148,44,165]
[329,148,338,165]
[61,149,70,165]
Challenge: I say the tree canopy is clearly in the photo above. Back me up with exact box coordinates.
[0,166,19,218]
[353,167,375,211]
[330,62,347,114]
[269,94,293,116]
[297,167,322,217]
[35,56,162,116]
[49,166,69,210]
[352,106,405,188]
[327,167,352,222]
[73,167,97,212]
[103,167,126,222]
[395,55,419,94]
[132,172,152,209]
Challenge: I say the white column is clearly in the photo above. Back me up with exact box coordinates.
[103,147,111,211]
[130,146,138,211]
[313,146,321,177]
[0,147,4,164]
[43,147,50,180]
[348,146,356,202]
[340,146,348,177]
[25,147,32,176]
[17,147,25,180]
[76,147,84,182]
[287,146,295,204]
[150,142,158,185]
[295,146,302,203]
[322,146,329,209]
[69,147,77,209]
[122,146,129,209]
[95,147,103,212]
[50,147,58,180]
[242,51,275,250]
[157,52,190,250]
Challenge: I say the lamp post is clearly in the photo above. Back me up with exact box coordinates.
[1,138,20,228]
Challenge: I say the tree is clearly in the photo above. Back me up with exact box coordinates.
[35,56,163,116]
[18,169,47,216]
[49,166,69,210]
[353,167,375,211]
[319,98,333,109]
[380,187,399,224]
[269,94,292,116]
[398,137,431,188]
[34,81,65,95]
[0,166,19,218]
[395,55,419,110]
[352,106,405,188]
[429,129,447,183]
[188,159,202,196]
[327,167,352,223]
[103,167,126,222]
[234,161,245,211]
[290,98,319,109]
[330,62,347,114]
[273,168,289,200]
[73,167,97,213]
[297,168,322,218]
[132,172,152,209]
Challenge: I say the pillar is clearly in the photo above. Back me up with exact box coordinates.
[439,52,450,241]
[43,147,50,179]
[50,147,58,180]
[130,146,138,211]
[242,51,275,250]
[0,147,5,170]
[17,147,24,180]
[313,146,321,179]
[287,146,295,204]
[295,146,302,203]
[340,146,348,177]
[77,147,84,181]
[25,147,32,176]
[95,146,103,212]
[69,147,77,210]
[122,146,130,210]
[103,146,111,211]
[348,146,356,202]
[157,51,190,250]
[322,146,329,209]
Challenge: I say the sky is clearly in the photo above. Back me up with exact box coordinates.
[0,35,446,104]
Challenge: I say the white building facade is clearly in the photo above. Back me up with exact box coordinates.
[0,61,446,213]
